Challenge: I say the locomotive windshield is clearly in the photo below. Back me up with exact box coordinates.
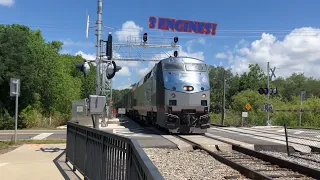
[163,70,210,91]
[163,63,185,71]
[185,63,207,72]
[163,63,207,72]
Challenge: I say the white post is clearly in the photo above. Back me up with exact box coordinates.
[299,91,304,127]
[14,81,19,143]
[49,112,52,126]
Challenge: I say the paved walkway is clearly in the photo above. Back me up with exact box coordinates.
[0,144,82,180]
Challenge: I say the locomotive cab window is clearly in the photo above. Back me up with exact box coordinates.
[185,63,207,72]
[163,63,185,71]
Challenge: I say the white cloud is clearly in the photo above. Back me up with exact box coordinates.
[216,53,228,59]
[217,27,320,78]
[75,51,95,60]
[116,66,131,76]
[62,39,93,47]
[0,0,14,6]
[114,78,133,90]
[75,51,97,67]
[185,38,206,52]
[111,51,139,67]
[115,21,143,42]
[59,49,72,55]
[137,62,156,77]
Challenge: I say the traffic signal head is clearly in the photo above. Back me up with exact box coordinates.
[106,33,113,60]
[143,33,147,42]
[174,36,178,43]
[174,50,178,57]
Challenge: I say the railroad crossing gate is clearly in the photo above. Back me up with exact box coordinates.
[245,103,251,111]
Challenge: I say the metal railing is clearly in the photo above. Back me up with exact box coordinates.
[65,121,164,180]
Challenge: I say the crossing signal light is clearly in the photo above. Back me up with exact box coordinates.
[258,88,269,95]
[115,65,122,72]
[143,33,147,42]
[258,87,278,95]
[75,60,90,78]
[106,61,122,80]
[271,88,278,95]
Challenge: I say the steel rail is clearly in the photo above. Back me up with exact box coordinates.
[205,134,320,179]
[211,127,320,152]
[174,135,272,180]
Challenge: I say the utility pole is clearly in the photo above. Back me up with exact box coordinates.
[299,91,305,127]
[92,0,102,129]
[221,70,226,126]
[266,62,276,126]
[267,62,270,126]
[96,0,102,95]
[109,79,113,119]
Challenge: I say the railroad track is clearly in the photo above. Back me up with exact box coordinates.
[175,135,320,180]
[209,127,320,152]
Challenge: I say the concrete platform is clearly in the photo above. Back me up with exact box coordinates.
[208,127,298,153]
[0,144,82,180]
[99,116,178,149]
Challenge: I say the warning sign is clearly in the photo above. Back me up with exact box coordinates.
[245,103,251,111]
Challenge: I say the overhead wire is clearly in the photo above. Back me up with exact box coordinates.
[1,20,319,39]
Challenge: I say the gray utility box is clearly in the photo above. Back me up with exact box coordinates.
[88,95,106,114]
[71,99,91,125]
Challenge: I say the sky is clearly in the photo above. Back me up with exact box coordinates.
[1,0,320,90]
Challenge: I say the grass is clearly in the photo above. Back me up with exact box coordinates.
[209,112,242,127]
[0,139,66,151]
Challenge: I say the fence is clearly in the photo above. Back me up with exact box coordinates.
[65,121,164,180]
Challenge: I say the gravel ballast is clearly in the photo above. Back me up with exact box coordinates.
[260,151,320,171]
[143,148,248,180]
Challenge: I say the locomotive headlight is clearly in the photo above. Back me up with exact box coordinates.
[171,93,176,98]
[188,86,194,91]
[202,94,206,98]
[183,86,188,91]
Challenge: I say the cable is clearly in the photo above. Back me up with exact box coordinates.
[2,20,319,40]
[2,20,319,35]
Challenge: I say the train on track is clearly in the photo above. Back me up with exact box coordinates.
[120,56,211,134]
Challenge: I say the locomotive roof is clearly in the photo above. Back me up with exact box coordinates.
[160,56,204,64]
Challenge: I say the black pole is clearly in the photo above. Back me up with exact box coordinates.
[284,123,290,156]
[221,69,226,126]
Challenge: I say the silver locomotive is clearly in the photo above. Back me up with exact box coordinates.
[121,56,210,134]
